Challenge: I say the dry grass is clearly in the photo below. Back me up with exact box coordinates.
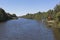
[53,28,60,40]
[46,20,60,40]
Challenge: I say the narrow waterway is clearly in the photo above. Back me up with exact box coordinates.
[0,18,55,40]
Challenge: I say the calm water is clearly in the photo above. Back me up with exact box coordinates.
[0,18,55,40]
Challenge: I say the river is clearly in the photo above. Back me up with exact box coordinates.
[0,18,55,40]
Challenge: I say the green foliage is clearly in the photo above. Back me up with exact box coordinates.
[20,4,60,21]
[21,12,42,20]
[0,8,17,22]
[54,4,60,13]
[0,8,8,21]
[53,4,60,22]
[55,12,60,21]
[11,14,17,17]
[42,12,48,19]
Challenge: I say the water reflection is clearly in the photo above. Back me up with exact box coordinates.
[0,18,55,40]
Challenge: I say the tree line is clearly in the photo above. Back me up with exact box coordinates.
[1,4,60,22]
[20,4,60,21]
[0,8,17,22]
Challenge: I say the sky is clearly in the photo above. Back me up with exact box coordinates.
[0,0,60,16]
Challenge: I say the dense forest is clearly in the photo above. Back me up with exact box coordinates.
[0,8,17,22]
[20,4,60,21]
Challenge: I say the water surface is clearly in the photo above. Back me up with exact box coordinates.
[0,18,55,40]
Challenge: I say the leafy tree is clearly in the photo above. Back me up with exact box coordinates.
[54,4,60,13]
[47,9,54,20]
[0,8,17,22]
[0,8,8,21]
[55,12,60,21]
[11,14,17,17]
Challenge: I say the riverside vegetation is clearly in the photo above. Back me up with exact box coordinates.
[0,8,17,22]
[0,4,60,40]
[20,4,60,22]
[20,4,60,27]
[20,4,60,40]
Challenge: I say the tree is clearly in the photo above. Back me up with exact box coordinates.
[54,4,60,13]
[47,10,54,20]
[0,8,17,21]
[55,12,60,21]
[0,8,8,21]
[11,14,17,17]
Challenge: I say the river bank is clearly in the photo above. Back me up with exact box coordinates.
[46,20,60,40]
[53,28,60,40]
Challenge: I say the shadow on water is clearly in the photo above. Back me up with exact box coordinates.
[0,18,55,40]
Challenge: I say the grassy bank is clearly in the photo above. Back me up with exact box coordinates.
[46,20,60,40]
[53,28,60,40]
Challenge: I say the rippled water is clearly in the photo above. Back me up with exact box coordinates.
[0,18,55,40]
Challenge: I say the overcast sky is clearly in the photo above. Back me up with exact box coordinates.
[0,0,60,16]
